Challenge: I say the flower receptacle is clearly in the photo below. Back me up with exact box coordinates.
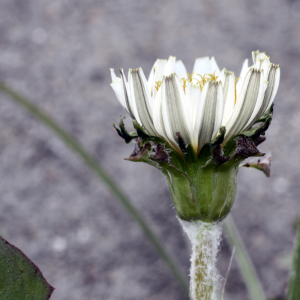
[114,105,272,223]
[166,162,238,222]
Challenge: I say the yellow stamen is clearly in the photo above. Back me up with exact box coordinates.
[155,71,220,94]
[181,78,188,93]
[187,72,195,82]
[194,71,219,91]
[155,81,162,91]
[206,71,218,81]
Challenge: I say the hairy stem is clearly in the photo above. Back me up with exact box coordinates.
[179,219,222,300]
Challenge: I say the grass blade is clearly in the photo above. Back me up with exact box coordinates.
[287,217,300,300]
[224,215,266,300]
[0,81,189,296]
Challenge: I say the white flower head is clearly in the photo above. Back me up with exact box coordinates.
[110,51,280,155]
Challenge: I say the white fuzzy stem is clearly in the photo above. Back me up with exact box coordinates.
[179,219,222,300]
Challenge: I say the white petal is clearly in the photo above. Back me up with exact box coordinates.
[163,56,176,76]
[128,68,157,136]
[210,57,221,76]
[252,50,268,65]
[122,68,139,120]
[154,59,167,82]
[236,59,249,96]
[224,68,265,140]
[217,68,226,85]
[243,74,268,129]
[153,85,169,141]
[110,77,127,110]
[152,59,167,98]
[250,64,280,125]
[239,59,249,78]
[147,63,156,91]
[220,70,236,126]
[175,60,188,79]
[193,57,212,76]
[110,68,117,82]
[148,59,166,90]
[185,83,202,128]
[161,74,194,152]
[193,86,205,151]
[252,51,271,81]
[265,65,280,110]
[195,81,223,152]
[213,83,224,137]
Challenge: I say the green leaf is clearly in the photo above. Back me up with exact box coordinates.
[0,235,54,300]
[287,217,300,300]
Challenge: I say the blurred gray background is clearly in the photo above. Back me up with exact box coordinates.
[0,0,299,299]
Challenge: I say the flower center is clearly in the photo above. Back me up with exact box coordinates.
[154,71,219,94]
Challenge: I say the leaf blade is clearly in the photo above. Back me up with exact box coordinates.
[0,235,54,300]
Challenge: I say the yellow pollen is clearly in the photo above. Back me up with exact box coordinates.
[155,81,162,91]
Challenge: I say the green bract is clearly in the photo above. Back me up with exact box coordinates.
[113,106,273,223]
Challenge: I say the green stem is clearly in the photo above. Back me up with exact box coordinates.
[0,82,189,296]
[224,215,266,300]
[287,216,300,300]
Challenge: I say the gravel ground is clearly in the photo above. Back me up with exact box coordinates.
[0,0,299,299]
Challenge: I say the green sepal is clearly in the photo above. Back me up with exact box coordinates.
[125,138,188,179]
[223,135,264,166]
[125,139,157,168]
[240,113,272,145]
[150,143,193,184]
[185,144,198,164]
[131,120,168,147]
[113,117,138,144]
[176,132,198,165]
[255,104,274,124]
[176,132,188,158]
[223,103,273,162]
[192,163,238,222]
[132,120,150,145]
[198,126,229,167]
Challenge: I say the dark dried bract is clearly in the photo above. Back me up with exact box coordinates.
[149,143,169,164]
[234,136,264,159]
